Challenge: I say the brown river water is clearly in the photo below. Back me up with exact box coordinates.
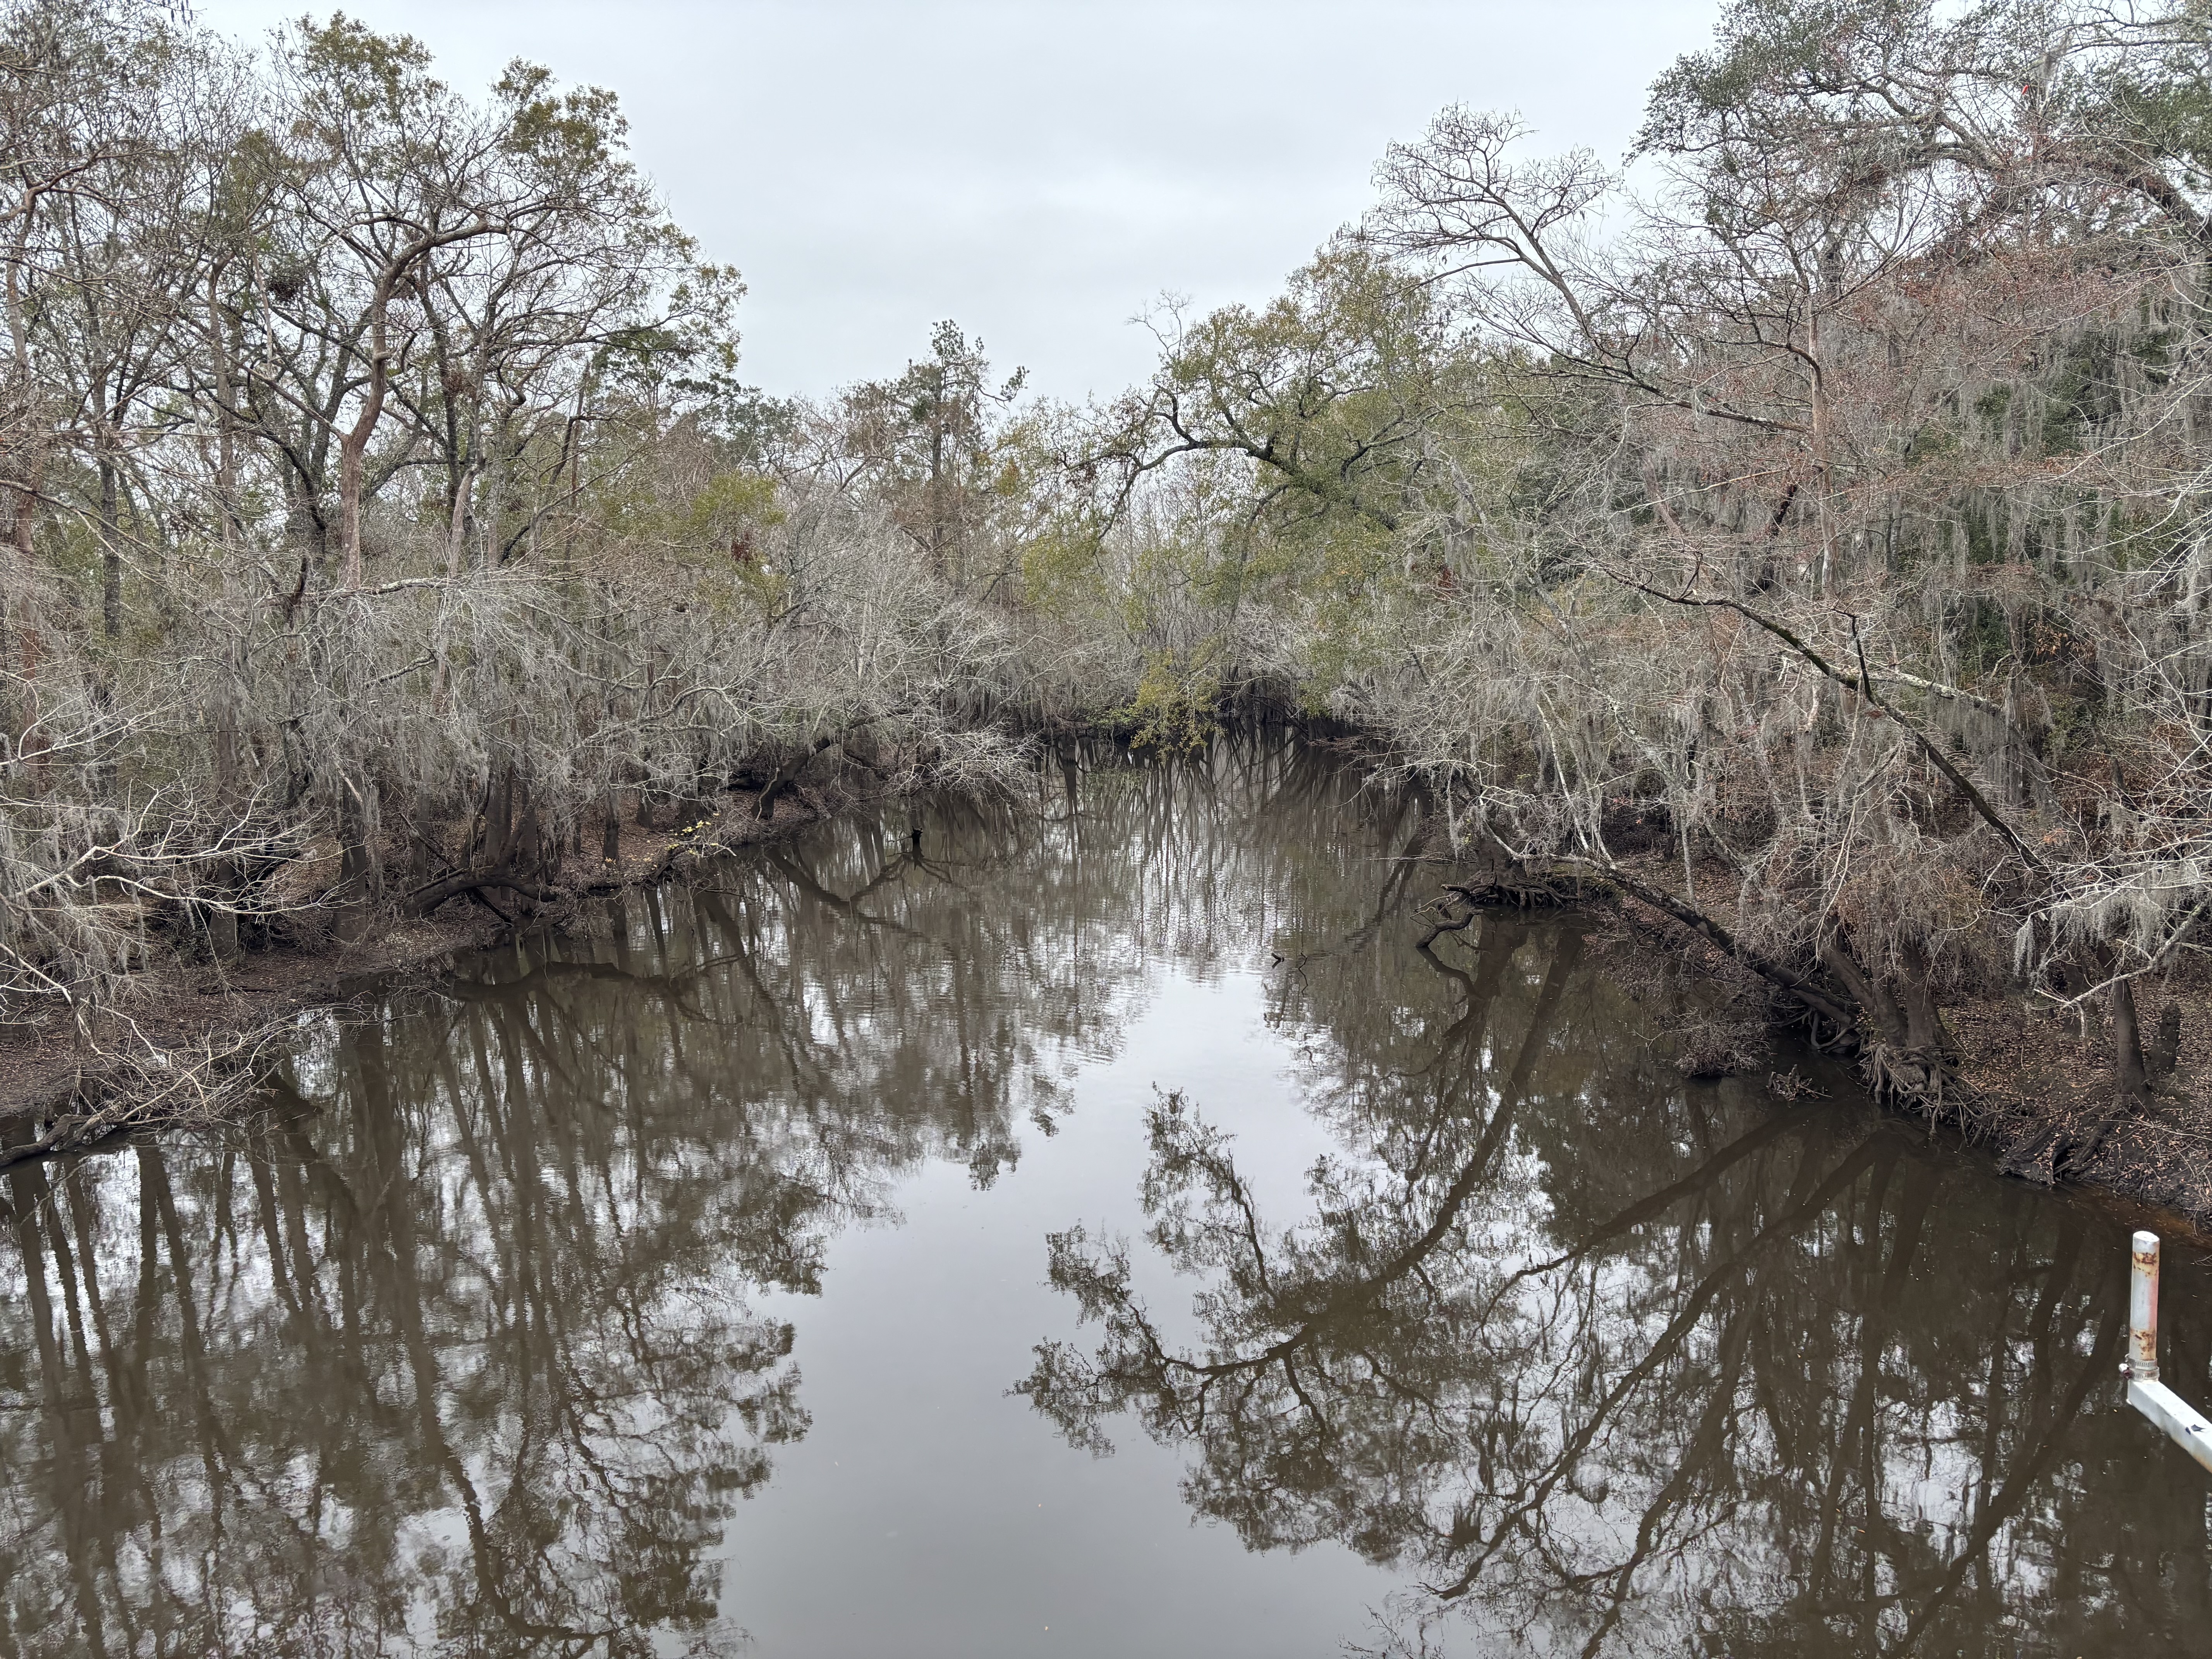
[2,741,2206,1657]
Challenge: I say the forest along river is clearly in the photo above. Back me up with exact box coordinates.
[2,744,2207,1659]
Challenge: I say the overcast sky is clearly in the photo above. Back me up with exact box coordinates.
[191,0,1723,403]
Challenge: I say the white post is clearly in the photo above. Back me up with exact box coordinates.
[2123,1228,2212,1475]
[2130,1229,2161,1382]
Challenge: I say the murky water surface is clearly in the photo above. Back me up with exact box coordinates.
[3,745,2209,1657]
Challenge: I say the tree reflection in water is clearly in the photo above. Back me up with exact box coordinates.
[0,741,1392,1654]
[0,740,2205,1656]
[1022,910,2212,1657]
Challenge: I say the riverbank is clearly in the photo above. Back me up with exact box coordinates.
[1432,829,2212,1238]
[10,734,2212,1243]
[0,774,876,1169]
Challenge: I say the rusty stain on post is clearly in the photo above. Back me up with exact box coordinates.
[2122,1228,2212,1475]
[2130,1229,2161,1382]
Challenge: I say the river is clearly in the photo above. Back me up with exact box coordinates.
[1,741,2204,1657]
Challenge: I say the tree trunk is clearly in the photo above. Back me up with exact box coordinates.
[339,426,368,590]
[1818,935,1907,1048]
[2112,975,2148,1104]
[2148,1000,2183,1080]
[339,290,397,590]
[756,737,837,821]
[483,763,515,870]
[336,775,383,940]
[2054,962,2154,1180]
[2,228,38,760]
[98,453,120,641]
[204,879,240,962]
[443,453,481,579]
[1897,941,1947,1056]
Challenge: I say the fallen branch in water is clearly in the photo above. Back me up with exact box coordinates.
[0,1015,306,1173]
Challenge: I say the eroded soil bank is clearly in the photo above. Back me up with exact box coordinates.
[0,775,867,1165]
[1431,834,2212,1237]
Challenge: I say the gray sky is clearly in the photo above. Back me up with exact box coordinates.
[193,1,1723,403]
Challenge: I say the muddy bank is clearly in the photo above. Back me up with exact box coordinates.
[1425,838,2212,1240]
[0,778,878,1166]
